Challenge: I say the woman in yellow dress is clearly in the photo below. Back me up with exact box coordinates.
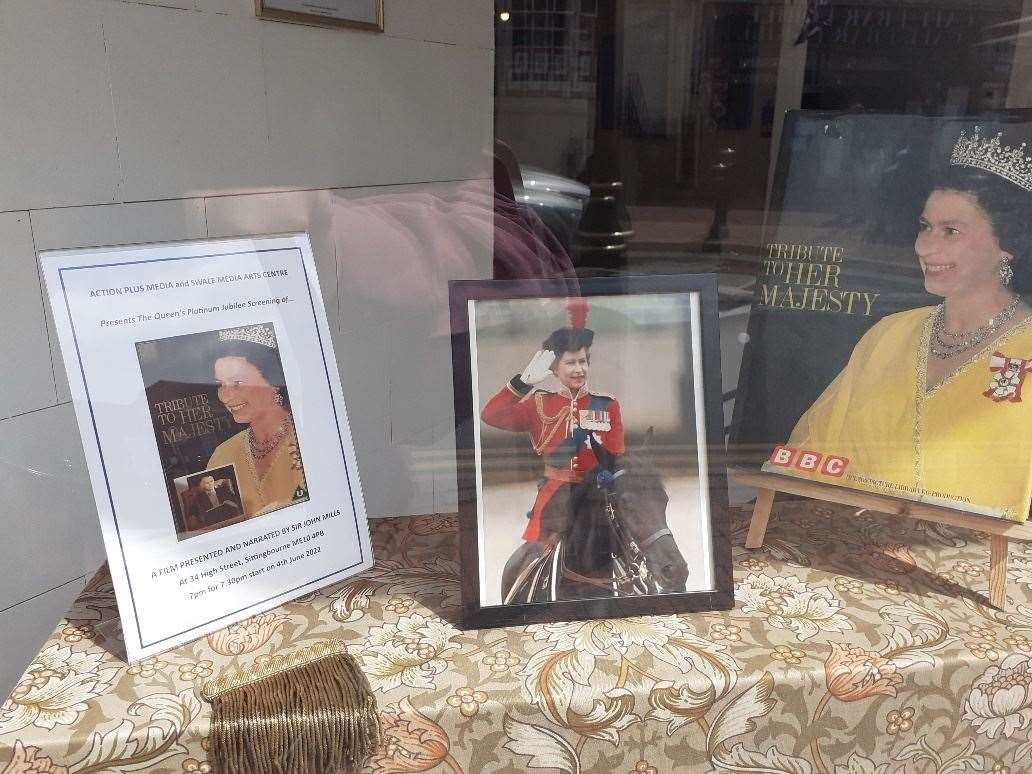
[207,324,308,517]
[768,128,1032,520]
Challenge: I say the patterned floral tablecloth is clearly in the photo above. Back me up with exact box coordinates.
[5,502,1032,774]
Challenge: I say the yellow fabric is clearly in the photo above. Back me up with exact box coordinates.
[208,427,306,517]
[765,306,1032,521]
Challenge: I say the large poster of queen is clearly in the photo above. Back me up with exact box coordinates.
[137,321,310,541]
[451,276,733,629]
[732,111,1032,521]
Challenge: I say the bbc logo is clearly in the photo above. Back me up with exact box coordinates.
[768,446,848,477]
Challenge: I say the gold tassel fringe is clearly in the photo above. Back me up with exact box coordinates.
[201,639,380,774]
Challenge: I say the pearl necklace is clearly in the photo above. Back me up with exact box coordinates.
[930,297,1021,359]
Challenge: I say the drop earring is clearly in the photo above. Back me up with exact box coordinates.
[1001,256,1015,287]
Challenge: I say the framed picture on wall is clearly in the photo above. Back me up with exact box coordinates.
[449,275,734,629]
[255,0,384,32]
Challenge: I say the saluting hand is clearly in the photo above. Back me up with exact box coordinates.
[520,350,555,385]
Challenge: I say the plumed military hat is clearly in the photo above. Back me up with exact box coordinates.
[542,297,594,354]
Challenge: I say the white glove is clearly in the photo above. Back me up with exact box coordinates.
[520,350,555,385]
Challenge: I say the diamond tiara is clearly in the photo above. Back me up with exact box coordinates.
[218,324,277,349]
[950,126,1032,191]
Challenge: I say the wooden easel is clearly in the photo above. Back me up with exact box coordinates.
[733,469,1032,609]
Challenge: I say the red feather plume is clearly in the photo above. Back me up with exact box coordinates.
[566,297,589,329]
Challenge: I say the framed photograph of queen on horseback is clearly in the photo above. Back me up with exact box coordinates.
[449,275,734,629]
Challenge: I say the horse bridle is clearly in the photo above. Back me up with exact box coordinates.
[559,469,672,595]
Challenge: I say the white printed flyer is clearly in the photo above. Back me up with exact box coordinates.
[40,233,372,661]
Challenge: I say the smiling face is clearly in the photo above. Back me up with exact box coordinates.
[214,356,279,425]
[915,188,1009,299]
[554,347,589,391]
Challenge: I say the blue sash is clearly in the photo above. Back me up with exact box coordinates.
[545,395,611,469]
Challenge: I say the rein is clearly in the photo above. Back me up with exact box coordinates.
[638,527,673,551]
[559,468,669,595]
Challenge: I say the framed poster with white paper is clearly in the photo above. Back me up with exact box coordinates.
[40,234,372,661]
[731,110,1032,524]
[255,0,384,31]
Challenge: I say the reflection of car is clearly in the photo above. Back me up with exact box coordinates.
[518,165,590,253]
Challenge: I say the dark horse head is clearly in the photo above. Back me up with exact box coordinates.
[559,434,689,597]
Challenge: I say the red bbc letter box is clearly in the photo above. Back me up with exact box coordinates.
[820,455,849,477]
[795,450,823,472]
[769,445,796,467]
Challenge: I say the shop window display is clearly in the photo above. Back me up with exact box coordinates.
[9,2,1032,773]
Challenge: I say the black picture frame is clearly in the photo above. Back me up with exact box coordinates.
[449,275,734,629]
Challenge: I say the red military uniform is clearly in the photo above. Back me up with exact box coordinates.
[482,376,625,542]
